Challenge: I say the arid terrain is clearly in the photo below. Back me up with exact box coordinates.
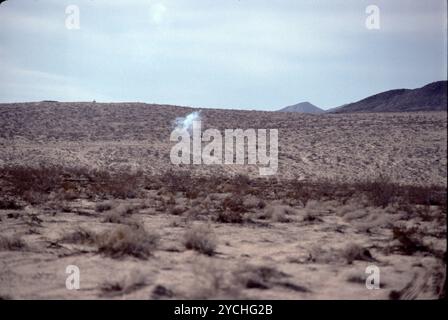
[0,102,446,299]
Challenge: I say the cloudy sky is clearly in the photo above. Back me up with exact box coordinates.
[0,0,446,110]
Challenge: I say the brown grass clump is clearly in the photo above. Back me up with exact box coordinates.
[88,170,142,199]
[343,244,376,264]
[159,170,191,193]
[359,174,396,208]
[0,197,23,210]
[102,204,138,224]
[233,265,307,292]
[100,270,146,297]
[97,224,159,259]
[189,259,242,299]
[61,228,97,245]
[215,196,246,223]
[258,205,296,222]
[0,235,26,251]
[95,201,113,212]
[391,226,431,255]
[184,224,217,256]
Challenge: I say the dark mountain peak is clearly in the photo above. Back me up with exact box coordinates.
[278,101,324,114]
[333,81,447,113]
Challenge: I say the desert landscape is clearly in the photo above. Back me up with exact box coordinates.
[0,102,446,299]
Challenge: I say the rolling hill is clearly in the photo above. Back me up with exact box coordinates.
[278,101,324,114]
[332,81,447,113]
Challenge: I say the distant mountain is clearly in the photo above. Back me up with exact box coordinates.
[332,81,447,113]
[278,101,324,114]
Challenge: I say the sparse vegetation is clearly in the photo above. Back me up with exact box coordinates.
[97,224,159,259]
[61,228,97,245]
[0,235,26,251]
[343,244,375,264]
[184,224,217,256]
[0,197,22,210]
[100,270,146,297]
[0,108,445,299]
[95,201,113,212]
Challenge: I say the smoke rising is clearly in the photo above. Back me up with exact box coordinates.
[173,111,202,133]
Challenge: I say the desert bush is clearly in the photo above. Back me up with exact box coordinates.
[216,210,244,224]
[169,205,187,215]
[22,190,48,205]
[184,224,217,256]
[189,259,242,299]
[234,265,289,290]
[221,196,246,213]
[88,170,141,199]
[404,185,446,206]
[100,270,146,297]
[151,285,175,299]
[0,235,26,251]
[102,211,127,224]
[392,226,430,255]
[61,228,97,245]
[97,224,159,259]
[95,201,114,213]
[159,170,191,193]
[242,196,266,210]
[360,174,396,208]
[258,205,296,222]
[56,188,81,201]
[288,180,312,206]
[102,204,138,224]
[185,188,200,199]
[1,166,63,196]
[0,197,22,210]
[343,244,375,264]
[229,174,251,194]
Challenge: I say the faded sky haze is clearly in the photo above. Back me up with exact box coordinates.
[0,0,446,110]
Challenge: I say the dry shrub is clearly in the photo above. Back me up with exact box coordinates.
[97,224,159,259]
[392,226,431,255]
[22,190,48,205]
[61,228,97,245]
[1,166,62,197]
[184,224,217,256]
[234,265,290,290]
[56,188,81,201]
[404,185,446,206]
[103,211,127,224]
[95,201,114,213]
[288,180,313,206]
[221,196,245,213]
[151,285,175,299]
[215,196,246,223]
[159,170,191,193]
[228,174,251,194]
[0,235,26,251]
[343,244,376,264]
[258,205,296,222]
[88,170,141,199]
[0,197,22,210]
[169,205,187,215]
[216,210,244,224]
[100,270,146,297]
[360,174,396,208]
[243,195,266,210]
[189,259,242,299]
[102,204,138,224]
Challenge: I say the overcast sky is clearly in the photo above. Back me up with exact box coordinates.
[0,0,446,110]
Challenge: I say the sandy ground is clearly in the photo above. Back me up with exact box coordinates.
[0,194,445,300]
[0,102,446,186]
[0,102,446,299]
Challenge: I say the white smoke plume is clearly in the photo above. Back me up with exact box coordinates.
[173,111,202,133]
